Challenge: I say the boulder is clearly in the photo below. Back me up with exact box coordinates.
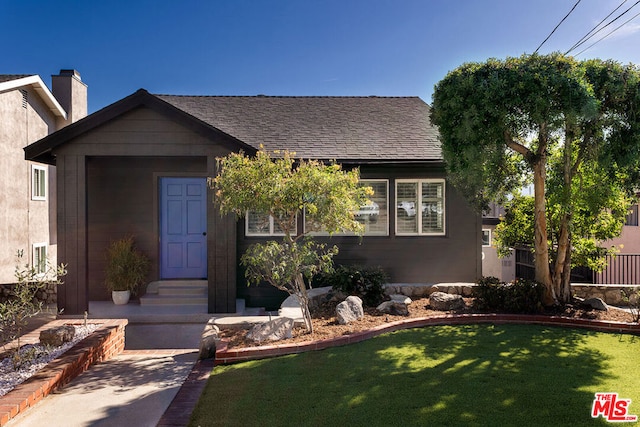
[336,296,364,325]
[429,291,465,311]
[247,317,294,344]
[376,300,410,316]
[39,325,76,347]
[582,297,609,311]
[199,322,221,360]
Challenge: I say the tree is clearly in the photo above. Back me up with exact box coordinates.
[431,53,640,305]
[212,149,372,332]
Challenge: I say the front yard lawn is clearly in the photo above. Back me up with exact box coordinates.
[189,324,639,426]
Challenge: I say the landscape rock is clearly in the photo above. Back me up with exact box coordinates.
[199,322,221,360]
[336,296,364,325]
[247,317,294,343]
[429,291,465,311]
[376,300,410,316]
[389,294,412,304]
[582,297,609,311]
[39,325,76,347]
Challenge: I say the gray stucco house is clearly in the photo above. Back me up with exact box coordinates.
[0,70,86,287]
[25,89,481,315]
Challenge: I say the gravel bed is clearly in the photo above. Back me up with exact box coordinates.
[0,324,99,397]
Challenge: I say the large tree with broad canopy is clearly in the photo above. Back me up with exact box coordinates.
[431,53,640,305]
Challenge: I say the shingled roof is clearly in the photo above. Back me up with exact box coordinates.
[155,95,441,161]
[0,74,34,83]
[25,90,442,164]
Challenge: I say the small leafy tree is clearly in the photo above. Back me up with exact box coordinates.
[1,251,67,369]
[212,149,372,332]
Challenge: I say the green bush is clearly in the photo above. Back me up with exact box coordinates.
[314,264,388,307]
[473,276,544,314]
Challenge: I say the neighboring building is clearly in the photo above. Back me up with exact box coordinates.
[0,70,86,287]
[594,203,640,284]
[481,202,515,282]
[25,90,482,315]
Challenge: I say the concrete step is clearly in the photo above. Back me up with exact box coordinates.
[158,285,207,296]
[145,280,207,295]
[139,294,208,306]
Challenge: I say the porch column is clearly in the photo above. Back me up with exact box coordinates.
[207,155,237,313]
[56,154,88,315]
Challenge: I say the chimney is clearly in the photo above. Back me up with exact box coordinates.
[51,69,87,127]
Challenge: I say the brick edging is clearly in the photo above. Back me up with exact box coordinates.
[0,319,127,426]
[214,314,640,365]
[157,358,215,427]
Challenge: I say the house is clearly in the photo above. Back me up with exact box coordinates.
[0,70,86,293]
[24,89,482,315]
[481,202,515,282]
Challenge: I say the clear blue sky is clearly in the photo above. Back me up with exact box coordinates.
[3,0,639,113]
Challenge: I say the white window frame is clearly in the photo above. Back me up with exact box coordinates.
[245,211,293,237]
[32,243,48,275]
[31,165,47,201]
[395,178,446,236]
[304,179,390,236]
[482,229,492,246]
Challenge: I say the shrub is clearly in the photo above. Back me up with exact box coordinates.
[314,265,388,307]
[473,276,544,314]
[1,251,67,369]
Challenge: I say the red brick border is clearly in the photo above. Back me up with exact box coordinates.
[0,319,127,426]
[214,314,640,365]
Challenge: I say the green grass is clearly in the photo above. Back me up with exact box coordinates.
[189,325,640,427]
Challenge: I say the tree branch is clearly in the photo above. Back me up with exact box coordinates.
[504,130,533,160]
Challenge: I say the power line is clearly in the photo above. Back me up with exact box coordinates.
[574,9,640,56]
[565,0,629,54]
[534,0,582,54]
[566,0,640,55]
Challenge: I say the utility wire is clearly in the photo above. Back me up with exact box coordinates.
[566,0,640,55]
[535,0,582,53]
[574,9,640,56]
[565,0,629,54]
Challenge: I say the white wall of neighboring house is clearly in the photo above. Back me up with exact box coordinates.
[0,71,86,284]
[481,224,516,282]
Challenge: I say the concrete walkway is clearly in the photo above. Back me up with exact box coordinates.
[7,322,207,427]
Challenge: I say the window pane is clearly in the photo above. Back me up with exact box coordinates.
[356,181,388,235]
[482,230,491,246]
[247,211,270,235]
[421,182,444,233]
[397,182,418,233]
[34,245,47,274]
[32,167,46,199]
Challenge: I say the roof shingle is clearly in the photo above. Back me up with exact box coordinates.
[155,95,441,161]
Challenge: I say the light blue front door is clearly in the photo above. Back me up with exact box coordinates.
[160,177,207,279]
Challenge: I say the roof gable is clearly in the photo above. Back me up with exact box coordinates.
[0,74,67,119]
[24,89,255,164]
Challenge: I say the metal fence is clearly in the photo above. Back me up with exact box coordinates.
[594,254,640,285]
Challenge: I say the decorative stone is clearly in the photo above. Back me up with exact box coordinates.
[429,291,465,311]
[336,296,364,325]
[247,317,294,344]
[582,297,609,311]
[376,300,410,316]
[389,294,412,304]
[199,322,220,360]
[39,325,76,347]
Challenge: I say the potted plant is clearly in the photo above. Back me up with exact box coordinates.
[104,236,149,305]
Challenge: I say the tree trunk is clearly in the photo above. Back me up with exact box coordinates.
[532,154,554,305]
[294,273,313,333]
[552,125,575,305]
